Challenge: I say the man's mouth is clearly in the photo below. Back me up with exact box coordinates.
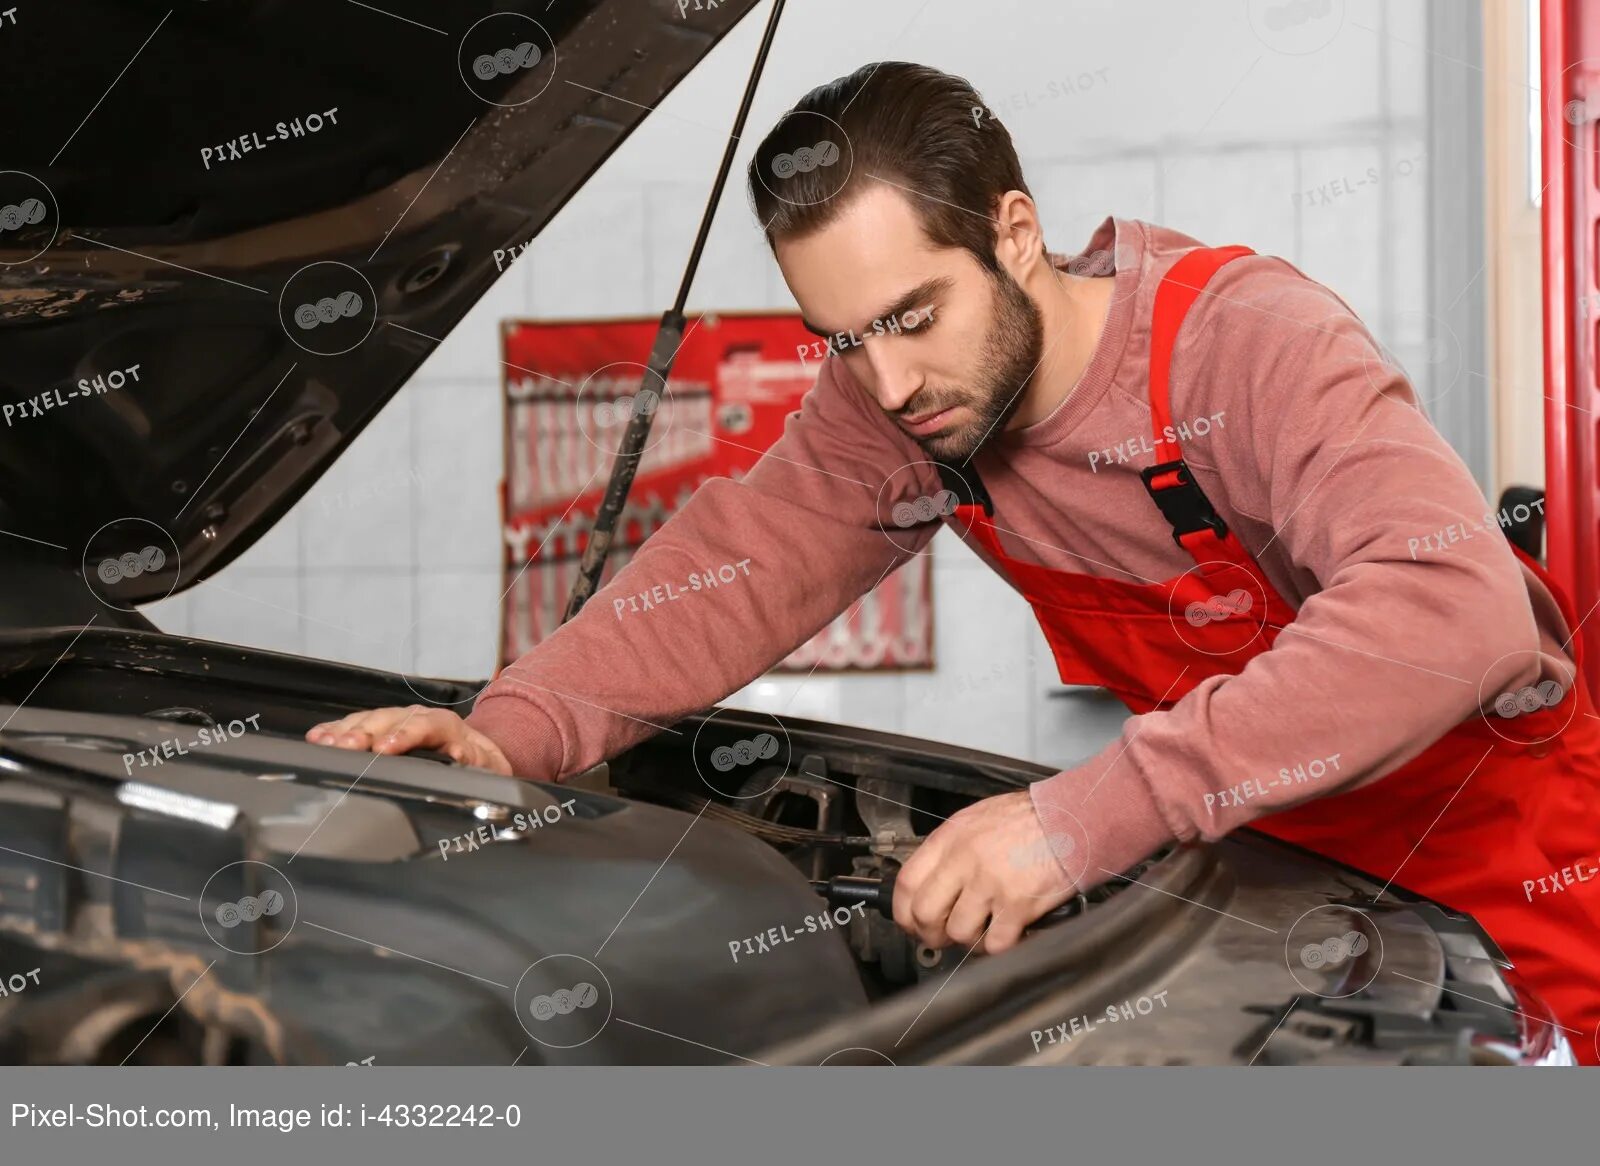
[898,404,961,438]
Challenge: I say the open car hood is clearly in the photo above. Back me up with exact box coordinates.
[0,0,759,612]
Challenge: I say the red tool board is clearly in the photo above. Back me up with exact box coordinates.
[496,311,934,673]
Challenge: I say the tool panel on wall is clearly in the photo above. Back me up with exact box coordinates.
[496,311,934,673]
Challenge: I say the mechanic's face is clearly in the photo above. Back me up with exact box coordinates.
[775,183,1044,462]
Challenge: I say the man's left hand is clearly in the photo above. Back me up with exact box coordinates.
[891,789,1077,956]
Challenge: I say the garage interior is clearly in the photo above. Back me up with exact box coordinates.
[140,0,1564,772]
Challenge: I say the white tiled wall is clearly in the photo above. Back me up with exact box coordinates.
[148,0,1447,773]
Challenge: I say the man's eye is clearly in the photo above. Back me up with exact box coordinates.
[874,317,934,340]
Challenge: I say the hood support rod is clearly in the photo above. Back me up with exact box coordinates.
[561,0,788,623]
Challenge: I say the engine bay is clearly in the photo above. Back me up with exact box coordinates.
[0,625,1552,1067]
[0,624,1052,1062]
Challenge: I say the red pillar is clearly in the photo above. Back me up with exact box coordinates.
[1542,0,1600,686]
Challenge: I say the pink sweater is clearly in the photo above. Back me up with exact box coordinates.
[466,215,1575,890]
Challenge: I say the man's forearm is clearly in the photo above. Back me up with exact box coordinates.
[466,485,929,780]
[464,357,938,781]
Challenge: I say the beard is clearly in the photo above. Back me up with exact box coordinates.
[904,264,1044,463]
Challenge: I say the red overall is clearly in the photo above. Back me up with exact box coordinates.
[952,244,1600,1061]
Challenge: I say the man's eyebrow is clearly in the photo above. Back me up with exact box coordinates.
[863,277,951,332]
[801,276,953,340]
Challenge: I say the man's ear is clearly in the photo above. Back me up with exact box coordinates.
[992,190,1046,281]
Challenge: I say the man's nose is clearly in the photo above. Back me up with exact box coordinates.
[865,346,921,414]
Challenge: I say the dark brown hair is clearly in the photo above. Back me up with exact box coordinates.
[746,61,1033,274]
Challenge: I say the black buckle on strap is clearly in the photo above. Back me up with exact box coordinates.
[1140,459,1227,547]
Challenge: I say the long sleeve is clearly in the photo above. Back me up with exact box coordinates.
[465,356,939,779]
[1029,264,1565,886]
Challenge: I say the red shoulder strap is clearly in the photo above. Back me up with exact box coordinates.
[1148,244,1255,457]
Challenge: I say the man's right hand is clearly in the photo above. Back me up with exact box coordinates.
[305,706,513,776]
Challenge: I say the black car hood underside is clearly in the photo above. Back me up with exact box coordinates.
[0,0,759,607]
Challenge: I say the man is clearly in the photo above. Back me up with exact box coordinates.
[309,62,1600,1050]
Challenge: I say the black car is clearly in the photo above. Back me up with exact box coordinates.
[0,0,1572,1066]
